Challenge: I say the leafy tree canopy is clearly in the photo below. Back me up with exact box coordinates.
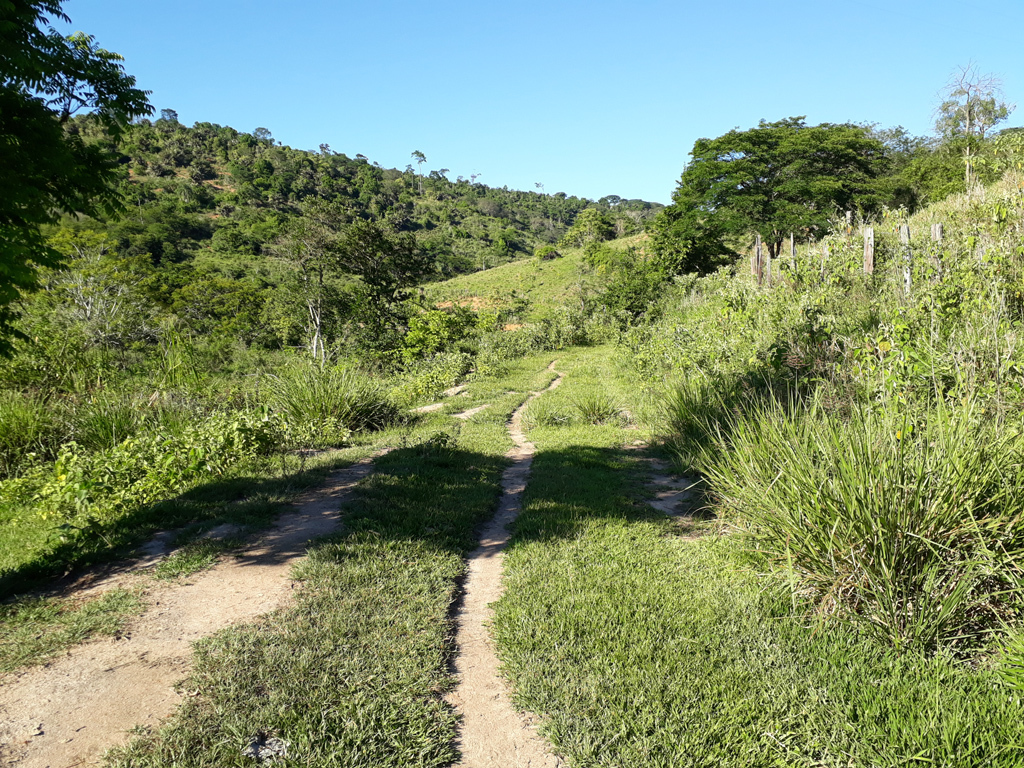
[0,0,150,353]
[651,117,886,270]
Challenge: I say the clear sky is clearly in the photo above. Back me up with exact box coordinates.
[55,0,1022,204]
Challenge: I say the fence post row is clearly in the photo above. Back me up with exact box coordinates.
[929,222,944,278]
[769,222,943,286]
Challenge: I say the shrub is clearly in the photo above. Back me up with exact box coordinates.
[691,396,1024,654]
[265,363,398,437]
[401,307,477,362]
[391,352,473,405]
[4,410,285,527]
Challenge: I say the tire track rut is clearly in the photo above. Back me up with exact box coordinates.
[446,361,564,768]
[0,452,386,768]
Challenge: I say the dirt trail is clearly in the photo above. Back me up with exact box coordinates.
[645,457,699,517]
[0,453,384,768]
[446,361,564,768]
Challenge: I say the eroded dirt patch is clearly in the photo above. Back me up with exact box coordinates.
[0,453,385,768]
[446,362,564,768]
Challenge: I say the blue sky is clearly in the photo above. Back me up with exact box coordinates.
[56,0,1022,204]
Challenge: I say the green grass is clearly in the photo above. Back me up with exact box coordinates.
[427,236,645,321]
[0,587,142,674]
[103,353,561,767]
[686,394,1024,654]
[264,361,400,437]
[491,347,1024,768]
[152,539,234,581]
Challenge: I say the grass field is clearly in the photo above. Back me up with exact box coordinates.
[426,236,647,321]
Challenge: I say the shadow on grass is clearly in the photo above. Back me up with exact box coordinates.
[0,453,360,600]
[1,436,676,604]
[507,443,683,546]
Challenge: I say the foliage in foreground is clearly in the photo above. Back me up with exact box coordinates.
[672,387,1024,654]
[264,362,400,446]
[641,175,1024,665]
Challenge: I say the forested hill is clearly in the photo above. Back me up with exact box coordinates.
[66,111,661,277]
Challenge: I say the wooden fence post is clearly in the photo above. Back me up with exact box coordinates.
[900,223,912,294]
[930,222,944,279]
[845,210,853,235]
[821,243,828,279]
[863,227,874,274]
[755,234,764,285]
[790,233,796,271]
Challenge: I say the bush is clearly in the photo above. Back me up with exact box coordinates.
[391,352,473,405]
[685,394,1024,654]
[3,410,285,527]
[401,307,477,362]
[265,363,399,438]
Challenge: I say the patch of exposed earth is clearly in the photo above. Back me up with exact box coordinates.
[446,361,565,768]
[0,453,385,768]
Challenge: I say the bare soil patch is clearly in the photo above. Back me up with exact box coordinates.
[0,454,384,768]
[446,362,564,767]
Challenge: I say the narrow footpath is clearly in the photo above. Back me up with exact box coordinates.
[0,453,384,768]
[446,361,565,768]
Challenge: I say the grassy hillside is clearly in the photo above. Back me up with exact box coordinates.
[426,235,647,321]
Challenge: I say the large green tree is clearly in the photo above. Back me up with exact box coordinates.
[652,118,886,270]
[0,1,150,352]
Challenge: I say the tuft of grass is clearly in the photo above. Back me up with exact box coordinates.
[522,398,574,428]
[152,539,231,580]
[570,392,622,425]
[71,393,143,452]
[265,363,399,442]
[0,390,62,477]
[692,395,1024,654]
[0,588,142,673]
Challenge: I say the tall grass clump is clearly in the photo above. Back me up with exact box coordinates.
[0,391,62,477]
[570,392,622,425]
[265,363,398,446]
[70,393,143,452]
[674,390,1024,654]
